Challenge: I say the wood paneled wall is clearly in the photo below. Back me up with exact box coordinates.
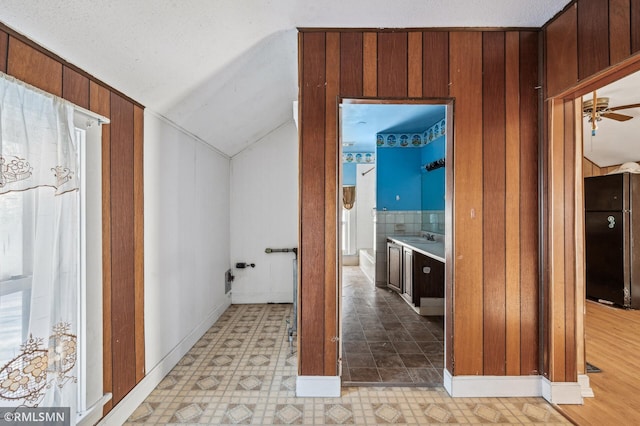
[299,29,539,377]
[546,0,640,99]
[583,158,640,177]
[543,0,640,382]
[0,25,145,412]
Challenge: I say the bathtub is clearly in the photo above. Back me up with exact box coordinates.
[359,248,375,284]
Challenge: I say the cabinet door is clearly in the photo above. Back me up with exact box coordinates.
[429,257,445,298]
[413,251,445,305]
[403,247,413,301]
[387,243,402,292]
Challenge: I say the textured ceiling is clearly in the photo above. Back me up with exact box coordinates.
[582,71,640,168]
[0,0,572,157]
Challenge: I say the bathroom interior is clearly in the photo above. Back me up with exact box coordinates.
[340,101,447,385]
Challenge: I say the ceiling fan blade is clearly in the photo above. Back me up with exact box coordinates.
[608,103,640,112]
[601,111,633,121]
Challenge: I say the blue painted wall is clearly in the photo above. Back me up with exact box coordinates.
[421,135,446,210]
[343,162,357,186]
[376,148,422,211]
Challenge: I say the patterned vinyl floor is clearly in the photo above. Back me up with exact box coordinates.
[125,277,570,424]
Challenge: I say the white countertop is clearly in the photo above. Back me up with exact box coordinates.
[388,235,445,263]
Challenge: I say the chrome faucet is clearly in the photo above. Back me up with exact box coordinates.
[426,233,436,241]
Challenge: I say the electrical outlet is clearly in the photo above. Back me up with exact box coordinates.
[225,269,233,294]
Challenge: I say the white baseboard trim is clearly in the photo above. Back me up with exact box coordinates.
[296,376,341,397]
[77,393,112,426]
[578,374,594,398]
[98,299,232,425]
[541,377,584,405]
[443,369,541,397]
[443,369,584,405]
[231,291,292,304]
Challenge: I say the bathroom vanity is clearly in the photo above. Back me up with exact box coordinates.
[387,235,445,315]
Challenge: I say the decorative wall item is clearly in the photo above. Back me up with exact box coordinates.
[424,158,446,172]
[377,117,446,148]
[342,152,375,164]
[343,185,356,210]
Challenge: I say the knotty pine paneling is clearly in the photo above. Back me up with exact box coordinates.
[7,37,62,97]
[578,0,610,79]
[482,31,507,376]
[377,32,408,97]
[299,32,327,375]
[609,0,631,64]
[109,92,137,403]
[0,30,7,72]
[422,32,449,98]
[450,31,484,376]
[519,31,540,376]
[545,4,578,98]
[62,66,89,109]
[340,33,363,97]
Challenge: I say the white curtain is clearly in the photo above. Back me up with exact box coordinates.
[0,73,79,417]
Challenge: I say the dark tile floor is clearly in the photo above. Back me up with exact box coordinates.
[341,266,444,386]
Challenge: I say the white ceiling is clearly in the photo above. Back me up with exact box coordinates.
[582,71,640,167]
[0,0,571,157]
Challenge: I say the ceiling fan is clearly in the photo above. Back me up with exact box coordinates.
[583,90,640,135]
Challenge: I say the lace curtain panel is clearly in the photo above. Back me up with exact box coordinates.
[0,72,79,417]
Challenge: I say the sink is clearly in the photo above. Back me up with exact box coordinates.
[400,236,436,244]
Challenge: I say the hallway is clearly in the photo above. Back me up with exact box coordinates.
[125,303,569,425]
[341,266,444,385]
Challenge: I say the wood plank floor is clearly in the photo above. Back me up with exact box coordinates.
[555,300,640,425]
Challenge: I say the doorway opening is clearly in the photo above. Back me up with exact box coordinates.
[549,62,640,423]
[338,98,453,386]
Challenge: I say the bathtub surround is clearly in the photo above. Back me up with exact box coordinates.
[358,248,375,283]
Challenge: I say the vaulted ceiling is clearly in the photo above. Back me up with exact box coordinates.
[0,1,572,157]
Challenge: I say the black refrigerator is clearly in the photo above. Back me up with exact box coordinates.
[584,172,640,308]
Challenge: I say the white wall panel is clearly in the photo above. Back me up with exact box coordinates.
[230,121,298,303]
[143,113,231,370]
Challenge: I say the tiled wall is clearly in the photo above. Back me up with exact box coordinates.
[373,209,445,287]
[421,210,445,233]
